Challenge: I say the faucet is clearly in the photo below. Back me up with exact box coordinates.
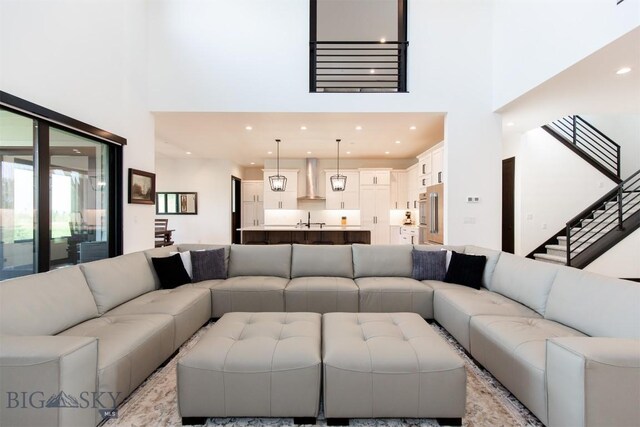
[307,212,311,228]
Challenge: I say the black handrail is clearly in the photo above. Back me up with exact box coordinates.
[566,169,640,265]
[310,41,408,93]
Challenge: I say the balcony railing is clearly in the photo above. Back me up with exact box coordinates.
[310,41,408,93]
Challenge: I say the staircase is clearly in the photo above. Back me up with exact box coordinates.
[530,116,640,268]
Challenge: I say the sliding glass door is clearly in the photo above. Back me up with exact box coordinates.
[0,109,37,278]
[0,92,124,279]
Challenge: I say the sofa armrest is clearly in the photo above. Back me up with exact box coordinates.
[546,337,640,427]
[0,335,98,427]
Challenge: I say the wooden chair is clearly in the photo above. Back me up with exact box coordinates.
[155,219,174,247]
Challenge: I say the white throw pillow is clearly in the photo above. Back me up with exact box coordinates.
[441,248,452,270]
[170,251,193,279]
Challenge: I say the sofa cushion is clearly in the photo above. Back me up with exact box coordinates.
[491,252,560,315]
[545,268,640,338]
[143,245,179,288]
[179,244,231,272]
[412,249,446,281]
[228,244,291,278]
[444,251,486,289]
[170,251,193,278]
[469,315,585,424]
[59,313,174,406]
[0,266,98,336]
[355,277,434,318]
[80,252,156,315]
[191,248,227,282]
[433,288,540,351]
[151,253,191,289]
[105,287,211,349]
[352,244,413,278]
[210,276,288,317]
[464,245,501,290]
[285,277,359,313]
[291,244,353,278]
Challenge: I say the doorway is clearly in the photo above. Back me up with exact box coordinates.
[502,157,515,253]
[231,176,242,244]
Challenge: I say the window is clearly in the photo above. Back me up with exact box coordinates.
[0,92,124,279]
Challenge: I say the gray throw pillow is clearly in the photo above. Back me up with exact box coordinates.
[412,249,447,281]
[190,248,226,282]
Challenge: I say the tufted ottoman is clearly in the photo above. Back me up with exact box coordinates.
[323,313,466,425]
[177,312,321,425]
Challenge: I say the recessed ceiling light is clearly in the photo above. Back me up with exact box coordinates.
[245,125,253,130]
[355,125,362,130]
[385,151,390,154]
[346,151,351,154]
[185,151,192,155]
[267,151,272,154]
[380,38,386,43]
[395,140,401,144]
[370,69,376,74]
[506,122,515,127]
[616,67,631,75]
[250,162,255,165]
[409,126,416,130]
[307,151,312,154]
[300,125,307,130]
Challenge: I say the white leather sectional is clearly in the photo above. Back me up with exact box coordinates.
[0,243,638,427]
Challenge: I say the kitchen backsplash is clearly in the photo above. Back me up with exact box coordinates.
[264,204,415,226]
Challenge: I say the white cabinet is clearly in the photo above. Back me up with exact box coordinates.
[431,147,444,184]
[418,152,432,178]
[406,164,418,210]
[359,170,391,186]
[390,171,408,210]
[242,180,264,227]
[242,181,263,202]
[360,185,390,245]
[400,226,418,245]
[263,170,298,209]
[389,225,402,244]
[325,170,360,210]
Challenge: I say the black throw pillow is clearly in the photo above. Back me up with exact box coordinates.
[412,249,447,281]
[190,248,226,282]
[151,253,191,289]
[444,251,487,289]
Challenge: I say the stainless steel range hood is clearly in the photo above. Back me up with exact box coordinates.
[298,158,325,200]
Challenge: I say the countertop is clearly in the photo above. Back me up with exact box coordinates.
[238,225,371,231]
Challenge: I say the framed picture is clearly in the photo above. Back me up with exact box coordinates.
[156,192,198,214]
[128,168,156,204]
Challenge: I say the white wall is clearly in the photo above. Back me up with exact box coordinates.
[506,128,617,255]
[492,0,640,109]
[155,157,242,244]
[585,228,640,279]
[580,114,640,180]
[147,0,502,249]
[0,0,156,252]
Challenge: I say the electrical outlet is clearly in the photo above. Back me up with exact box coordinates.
[526,214,533,220]
[466,196,480,203]
[542,223,547,230]
[463,217,476,224]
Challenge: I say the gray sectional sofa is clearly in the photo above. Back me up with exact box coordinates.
[1,243,638,427]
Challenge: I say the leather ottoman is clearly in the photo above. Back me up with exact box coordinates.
[177,312,321,424]
[322,313,466,425]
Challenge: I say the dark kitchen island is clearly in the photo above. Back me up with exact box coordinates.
[238,226,371,245]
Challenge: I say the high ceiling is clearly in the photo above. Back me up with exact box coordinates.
[155,112,445,166]
[500,27,640,134]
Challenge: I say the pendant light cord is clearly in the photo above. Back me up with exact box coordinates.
[276,139,280,175]
[336,139,341,175]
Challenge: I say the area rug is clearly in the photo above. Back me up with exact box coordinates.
[104,321,544,427]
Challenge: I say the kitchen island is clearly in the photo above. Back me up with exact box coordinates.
[238,226,371,245]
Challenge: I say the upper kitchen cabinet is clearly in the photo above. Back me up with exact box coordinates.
[263,170,299,209]
[242,180,263,202]
[390,170,408,210]
[416,142,444,193]
[359,170,391,186]
[325,170,360,210]
[431,146,444,184]
[407,164,418,210]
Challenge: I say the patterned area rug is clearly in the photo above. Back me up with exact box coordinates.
[104,321,543,427]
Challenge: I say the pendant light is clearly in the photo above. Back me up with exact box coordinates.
[269,139,287,191]
[330,139,347,191]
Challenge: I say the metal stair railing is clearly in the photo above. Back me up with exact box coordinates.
[546,115,621,179]
[565,169,640,266]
